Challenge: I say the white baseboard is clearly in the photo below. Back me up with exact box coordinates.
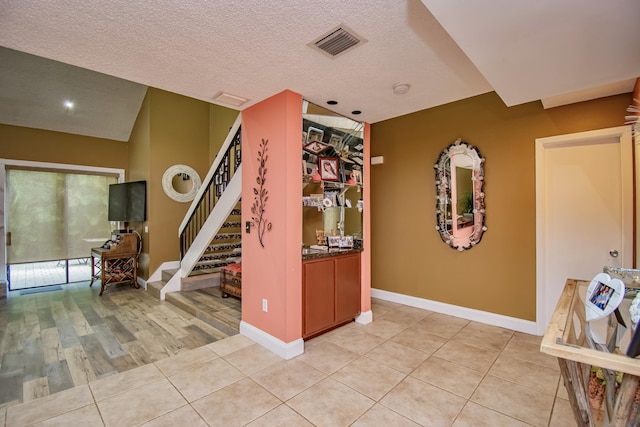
[137,276,146,290]
[148,260,180,282]
[356,310,373,325]
[240,321,304,360]
[371,288,539,336]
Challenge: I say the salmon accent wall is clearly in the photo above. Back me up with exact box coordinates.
[361,122,371,313]
[241,90,303,343]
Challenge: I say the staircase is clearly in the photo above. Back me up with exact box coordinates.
[147,114,242,300]
[185,206,242,290]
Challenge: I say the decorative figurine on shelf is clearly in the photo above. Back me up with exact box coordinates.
[346,170,356,185]
[315,229,327,246]
[311,165,321,182]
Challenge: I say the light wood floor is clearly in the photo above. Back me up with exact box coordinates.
[0,281,241,407]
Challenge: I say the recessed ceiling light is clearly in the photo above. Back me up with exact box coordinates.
[351,110,361,115]
[327,100,338,105]
[64,100,74,110]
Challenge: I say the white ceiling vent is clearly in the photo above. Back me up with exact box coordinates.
[213,91,249,107]
[310,25,366,58]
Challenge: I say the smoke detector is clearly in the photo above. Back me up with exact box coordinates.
[309,24,367,58]
[392,83,411,95]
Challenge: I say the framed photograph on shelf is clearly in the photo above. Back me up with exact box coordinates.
[329,133,343,146]
[327,235,340,248]
[306,127,324,144]
[303,141,330,155]
[339,236,354,248]
[319,157,340,181]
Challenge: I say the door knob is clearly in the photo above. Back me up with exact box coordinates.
[610,249,619,258]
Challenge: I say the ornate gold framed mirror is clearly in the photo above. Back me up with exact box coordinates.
[435,139,486,251]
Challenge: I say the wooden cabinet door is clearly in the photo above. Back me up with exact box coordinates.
[303,258,335,337]
[335,253,361,323]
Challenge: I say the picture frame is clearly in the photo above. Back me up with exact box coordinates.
[327,235,341,248]
[584,272,625,326]
[338,235,354,248]
[306,126,324,144]
[319,157,340,181]
[305,161,315,175]
[329,133,343,146]
[303,141,330,155]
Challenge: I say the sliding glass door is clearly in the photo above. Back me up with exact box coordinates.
[5,168,117,289]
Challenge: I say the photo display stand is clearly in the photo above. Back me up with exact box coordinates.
[584,272,626,348]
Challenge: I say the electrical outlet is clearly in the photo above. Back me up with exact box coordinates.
[262,299,268,312]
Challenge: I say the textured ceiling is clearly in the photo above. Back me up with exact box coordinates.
[0,0,638,142]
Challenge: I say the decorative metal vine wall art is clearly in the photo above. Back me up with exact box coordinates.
[251,138,272,247]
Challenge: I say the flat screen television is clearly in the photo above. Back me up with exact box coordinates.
[108,181,146,222]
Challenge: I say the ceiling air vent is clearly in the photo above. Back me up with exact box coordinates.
[213,91,248,107]
[310,25,366,58]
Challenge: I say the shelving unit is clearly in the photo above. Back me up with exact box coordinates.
[300,103,365,339]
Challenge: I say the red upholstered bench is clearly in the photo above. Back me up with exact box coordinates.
[220,263,241,298]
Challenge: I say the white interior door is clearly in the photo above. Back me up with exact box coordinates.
[535,126,633,334]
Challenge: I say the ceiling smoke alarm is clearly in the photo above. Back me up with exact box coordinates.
[392,83,411,95]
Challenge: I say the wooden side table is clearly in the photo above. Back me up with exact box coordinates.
[90,233,139,296]
[541,279,640,426]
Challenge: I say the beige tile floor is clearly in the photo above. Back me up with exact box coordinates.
[1,298,577,427]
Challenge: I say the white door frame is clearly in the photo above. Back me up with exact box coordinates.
[535,125,633,335]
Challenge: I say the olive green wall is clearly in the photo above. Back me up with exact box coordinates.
[127,92,151,277]
[370,92,632,321]
[132,88,234,277]
[209,104,240,164]
[2,89,238,281]
[0,124,128,169]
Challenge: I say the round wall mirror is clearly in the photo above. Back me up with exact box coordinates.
[434,139,486,251]
[162,164,202,202]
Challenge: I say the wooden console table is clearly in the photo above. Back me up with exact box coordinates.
[90,232,139,296]
[541,278,640,426]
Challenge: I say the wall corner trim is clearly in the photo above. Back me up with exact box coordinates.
[240,321,304,360]
[371,288,539,336]
[355,310,373,325]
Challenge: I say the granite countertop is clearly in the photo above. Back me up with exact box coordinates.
[302,247,362,261]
